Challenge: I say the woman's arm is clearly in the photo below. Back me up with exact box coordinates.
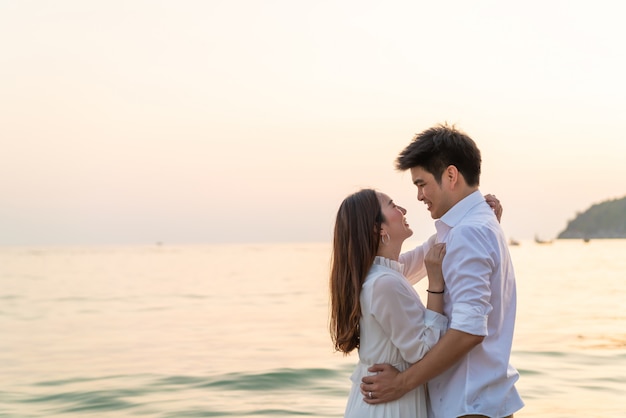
[424,243,445,314]
[370,274,447,364]
[400,234,437,285]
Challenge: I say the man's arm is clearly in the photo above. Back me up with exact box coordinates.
[360,329,483,404]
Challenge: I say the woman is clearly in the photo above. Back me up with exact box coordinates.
[329,188,447,417]
[329,189,502,417]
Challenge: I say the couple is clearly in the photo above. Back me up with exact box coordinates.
[329,124,524,417]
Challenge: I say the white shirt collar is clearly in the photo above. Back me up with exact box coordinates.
[440,190,484,227]
[435,190,484,240]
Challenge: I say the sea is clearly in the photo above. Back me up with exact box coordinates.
[1,239,625,417]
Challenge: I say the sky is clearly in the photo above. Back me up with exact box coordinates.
[1,0,625,246]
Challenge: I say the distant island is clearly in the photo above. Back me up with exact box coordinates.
[558,195,626,239]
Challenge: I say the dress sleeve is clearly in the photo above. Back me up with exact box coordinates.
[370,273,448,364]
[400,234,437,285]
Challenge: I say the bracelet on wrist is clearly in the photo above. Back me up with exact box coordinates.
[426,289,445,294]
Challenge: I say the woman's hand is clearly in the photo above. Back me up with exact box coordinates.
[484,194,503,223]
[425,243,446,291]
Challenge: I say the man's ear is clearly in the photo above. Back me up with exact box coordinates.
[444,165,459,188]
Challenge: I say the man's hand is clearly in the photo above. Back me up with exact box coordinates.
[359,363,406,404]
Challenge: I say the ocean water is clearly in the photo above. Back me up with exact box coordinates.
[1,239,625,417]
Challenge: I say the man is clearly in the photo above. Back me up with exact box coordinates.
[360,124,524,418]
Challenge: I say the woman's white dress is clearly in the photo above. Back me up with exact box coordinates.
[343,243,447,418]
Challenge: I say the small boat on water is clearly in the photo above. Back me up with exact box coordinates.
[534,235,553,244]
[508,238,520,246]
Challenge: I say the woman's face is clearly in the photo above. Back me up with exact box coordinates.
[377,192,413,242]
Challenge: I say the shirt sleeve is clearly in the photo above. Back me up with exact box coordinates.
[400,234,437,285]
[444,225,495,336]
[370,273,448,364]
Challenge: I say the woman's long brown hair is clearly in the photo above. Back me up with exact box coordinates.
[329,189,383,354]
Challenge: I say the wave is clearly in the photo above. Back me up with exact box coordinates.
[191,367,346,392]
[4,367,351,417]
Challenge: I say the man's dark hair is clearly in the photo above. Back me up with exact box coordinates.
[395,123,482,186]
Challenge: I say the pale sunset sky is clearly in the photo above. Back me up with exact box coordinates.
[1,0,625,246]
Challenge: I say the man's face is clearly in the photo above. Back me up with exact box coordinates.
[410,166,452,219]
